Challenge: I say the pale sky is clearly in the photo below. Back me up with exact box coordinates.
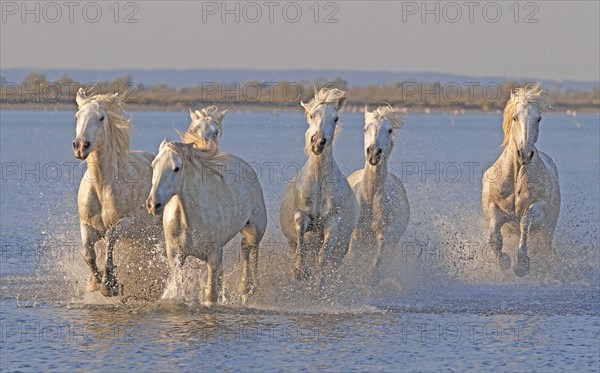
[1,0,598,81]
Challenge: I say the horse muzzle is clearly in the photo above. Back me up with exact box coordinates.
[146,197,164,216]
[311,135,327,155]
[516,148,535,165]
[72,139,91,160]
[367,146,382,165]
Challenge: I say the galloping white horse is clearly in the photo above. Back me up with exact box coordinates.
[280,88,358,281]
[184,105,228,151]
[347,106,410,281]
[482,84,560,277]
[146,139,267,305]
[73,88,161,296]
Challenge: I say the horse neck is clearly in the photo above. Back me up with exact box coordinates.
[85,139,124,186]
[500,139,531,182]
[361,157,388,199]
[306,146,335,180]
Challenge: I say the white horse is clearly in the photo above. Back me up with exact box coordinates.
[280,88,359,282]
[347,106,410,282]
[482,84,560,277]
[73,88,161,296]
[184,105,227,151]
[146,139,267,305]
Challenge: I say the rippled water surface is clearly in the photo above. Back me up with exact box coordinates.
[1,109,598,372]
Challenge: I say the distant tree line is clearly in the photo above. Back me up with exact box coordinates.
[1,71,598,111]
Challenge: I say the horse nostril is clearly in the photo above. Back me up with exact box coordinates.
[154,203,162,210]
[83,141,91,149]
[310,134,316,142]
[319,138,326,146]
[376,148,382,155]
[516,150,521,158]
[529,151,534,159]
[72,141,77,149]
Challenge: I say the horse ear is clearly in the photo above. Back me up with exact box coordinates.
[336,96,347,111]
[159,138,169,149]
[189,109,197,121]
[219,108,228,120]
[300,101,308,111]
[76,88,87,108]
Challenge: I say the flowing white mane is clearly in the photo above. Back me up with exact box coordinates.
[163,139,224,179]
[301,87,347,116]
[366,105,405,129]
[197,105,225,127]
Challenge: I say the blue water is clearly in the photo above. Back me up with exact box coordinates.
[1,109,598,372]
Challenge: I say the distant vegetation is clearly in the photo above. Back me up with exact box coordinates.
[1,71,598,112]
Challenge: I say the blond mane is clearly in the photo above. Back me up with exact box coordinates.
[163,139,224,179]
[501,84,552,147]
[180,129,217,152]
[301,87,347,115]
[366,105,405,130]
[77,90,132,167]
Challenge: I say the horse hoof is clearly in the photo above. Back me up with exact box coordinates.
[239,282,255,296]
[86,279,100,292]
[514,254,530,278]
[100,276,118,297]
[498,252,511,270]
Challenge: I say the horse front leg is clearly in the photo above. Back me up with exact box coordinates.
[515,202,544,277]
[318,214,342,281]
[319,215,342,268]
[205,246,223,307]
[487,204,511,270]
[100,217,132,297]
[81,223,102,292]
[346,227,360,261]
[240,242,260,299]
[293,210,311,280]
[369,227,386,285]
[239,221,263,298]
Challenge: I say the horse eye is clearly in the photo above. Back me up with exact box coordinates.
[214,130,219,136]
[174,167,180,172]
[388,129,393,134]
[334,117,339,123]
[513,116,518,122]
[309,114,314,120]
[363,127,367,132]
[99,115,105,121]
[537,117,541,123]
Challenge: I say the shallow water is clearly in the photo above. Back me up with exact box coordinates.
[1,109,598,371]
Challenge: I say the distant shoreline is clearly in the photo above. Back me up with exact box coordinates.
[1,103,598,114]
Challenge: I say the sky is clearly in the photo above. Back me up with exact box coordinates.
[1,0,599,81]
